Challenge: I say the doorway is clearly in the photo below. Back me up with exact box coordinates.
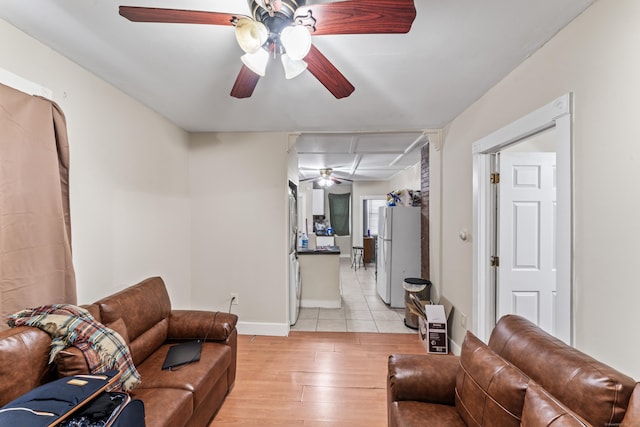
[472,94,573,344]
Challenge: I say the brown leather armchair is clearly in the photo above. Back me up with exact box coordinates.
[388,315,639,426]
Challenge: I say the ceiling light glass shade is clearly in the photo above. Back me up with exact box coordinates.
[280,25,311,60]
[319,178,333,187]
[234,17,268,54]
[281,54,308,79]
[241,49,269,76]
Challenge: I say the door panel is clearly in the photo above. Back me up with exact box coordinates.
[513,201,540,269]
[498,152,556,334]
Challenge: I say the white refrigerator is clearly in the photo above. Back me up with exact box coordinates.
[376,206,421,308]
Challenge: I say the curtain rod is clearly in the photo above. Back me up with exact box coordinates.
[0,67,53,101]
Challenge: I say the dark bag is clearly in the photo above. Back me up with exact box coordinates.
[0,370,144,427]
[59,391,145,427]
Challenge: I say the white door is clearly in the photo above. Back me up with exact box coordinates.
[497,152,557,334]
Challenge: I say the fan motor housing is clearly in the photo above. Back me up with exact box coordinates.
[249,0,308,52]
[250,0,305,30]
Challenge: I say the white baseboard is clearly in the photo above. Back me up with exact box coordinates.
[236,321,463,351]
[449,337,462,355]
[236,321,289,336]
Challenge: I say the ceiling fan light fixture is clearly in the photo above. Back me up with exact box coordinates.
[281,54,308,79]
[234,17,268,53]
[319,168,332,178]
[241,49,270,76]
[319,177,334,187]
[280,25,311,60]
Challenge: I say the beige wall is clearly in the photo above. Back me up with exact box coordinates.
[189,132,290,333]
[438,0,640,377]
[389,163,421,192]
[0,19,192,308]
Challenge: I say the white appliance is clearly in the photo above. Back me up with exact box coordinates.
[289,251,300,325]
[376,206,421,308]
[288,183,301,325]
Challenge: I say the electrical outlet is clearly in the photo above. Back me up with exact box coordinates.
[230,293,239,305]
[460,313,467,329]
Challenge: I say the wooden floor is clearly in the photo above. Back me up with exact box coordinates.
[211,331,426,426]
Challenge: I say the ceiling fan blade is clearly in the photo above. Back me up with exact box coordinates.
[295,0,416,36]
[230,65,261,98]
[304,44,354,99]
[119,6,241,26]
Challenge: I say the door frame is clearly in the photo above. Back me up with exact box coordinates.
[472,93,573,344]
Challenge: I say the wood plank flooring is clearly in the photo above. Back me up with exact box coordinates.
[211,331,426,426]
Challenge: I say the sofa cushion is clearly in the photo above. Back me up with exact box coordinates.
[55,318,130,378]
[55,346,89,377]
[96,277,171,364]
[135,342,231,409]
[96,277,171,342]
[130,387,193,427]
[455,331,529,427]
[489,315,636,427]
[129,318,170,366]
[521,382,589,427]
[80,304,102,322]
[107,317,130,345]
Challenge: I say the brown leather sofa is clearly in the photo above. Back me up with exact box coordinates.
[388,314,640,426]
[0,276,238,427]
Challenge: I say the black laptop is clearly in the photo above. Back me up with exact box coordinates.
[161,340,202,370]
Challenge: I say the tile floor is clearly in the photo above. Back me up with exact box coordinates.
[291,258,416,333]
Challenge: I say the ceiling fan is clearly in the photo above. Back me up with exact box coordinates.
[302,168,352,186]
[118,0,417,99]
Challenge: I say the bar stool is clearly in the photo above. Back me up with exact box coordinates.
[351,246,365,270]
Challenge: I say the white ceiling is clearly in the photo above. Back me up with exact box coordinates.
[297,131,426,181]
[0,0,594,181]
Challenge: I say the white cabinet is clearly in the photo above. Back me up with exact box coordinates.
[312,189,324,215]
[299,252,341,308]
[316,236,334,247]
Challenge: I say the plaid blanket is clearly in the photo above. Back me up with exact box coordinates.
[7,304,141,392]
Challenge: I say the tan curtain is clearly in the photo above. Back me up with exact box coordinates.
[0,83,76,329]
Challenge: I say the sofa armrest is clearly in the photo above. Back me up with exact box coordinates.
[168,310,238,342]
[621,383,640,427]
[388,353,460,405]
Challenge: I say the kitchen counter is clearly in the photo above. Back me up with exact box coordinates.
[297,246,340,255]
[298,246,341,308]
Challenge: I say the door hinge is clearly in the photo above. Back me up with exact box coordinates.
[490,172,500,184]
[490,256,500,267]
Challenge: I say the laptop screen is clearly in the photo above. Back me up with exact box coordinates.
[161,341,202,370]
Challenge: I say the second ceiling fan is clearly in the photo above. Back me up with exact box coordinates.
[119,0,417,99]
[301,168,352,186]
